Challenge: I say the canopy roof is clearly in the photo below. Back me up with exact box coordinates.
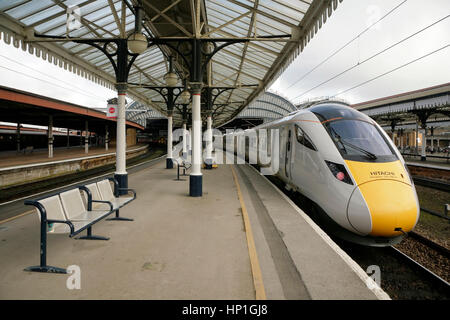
[0,0,343,127]
[235,91,296,123]
[352,83,450,129]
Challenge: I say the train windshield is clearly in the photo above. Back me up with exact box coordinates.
[324,119,397,162]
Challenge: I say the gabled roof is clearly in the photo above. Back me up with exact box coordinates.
[0,0,344,127]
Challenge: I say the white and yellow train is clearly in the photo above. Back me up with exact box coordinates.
[221,102,420,246]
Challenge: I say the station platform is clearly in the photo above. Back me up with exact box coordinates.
[405,159,450,171]
[0,144,147,169]
[0,157,387,300]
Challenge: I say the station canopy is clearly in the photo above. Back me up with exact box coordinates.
[0,0,343,128]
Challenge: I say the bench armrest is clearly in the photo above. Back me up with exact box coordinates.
[91,200,113,212]
[47,219,75,235]
[78,186,94,210]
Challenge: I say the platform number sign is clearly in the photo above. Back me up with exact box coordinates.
[107,103,117,118]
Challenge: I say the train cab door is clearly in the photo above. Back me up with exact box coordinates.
[279,127,287,180]
[280,126,292,181]
[285,128,292,179]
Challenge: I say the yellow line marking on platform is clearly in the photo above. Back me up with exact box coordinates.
[0,210,34,225]
[230,165,266,300]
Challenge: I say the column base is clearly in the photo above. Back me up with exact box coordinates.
[189,175,202,197]
[114,173,128,195]
[205,158,213,170]
[166,158,174,169]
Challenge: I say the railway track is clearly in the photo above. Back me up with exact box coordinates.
[251,165,450,298]
[408,231,450,257]
[388,245,449,292]
[265,171,450,299]
[412,176,450,193]
[335,238,450,299]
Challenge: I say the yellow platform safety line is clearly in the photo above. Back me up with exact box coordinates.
[0,210,34,225]
[230,165,266,300]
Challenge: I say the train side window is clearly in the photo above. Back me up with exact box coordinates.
[296,125,317,151]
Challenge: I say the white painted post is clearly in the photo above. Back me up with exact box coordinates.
[105,125,109,151]
[16,123,20,153]
[67,128,70,148]
[189,127,192,155]
[421,128,426,161]
[115,83,128,192]
[182,122,187,159]
[48,115,53,158]
[205,114,213,169]
[166,113,173,168]
[190,85,202,197]
[85,120,89,154]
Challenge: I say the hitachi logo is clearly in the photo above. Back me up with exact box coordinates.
[370,171,395,176]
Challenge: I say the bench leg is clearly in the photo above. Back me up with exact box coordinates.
[174,165,185,181]
[24,220,67,273]
[106,210,133,221]
[77,226,109,240]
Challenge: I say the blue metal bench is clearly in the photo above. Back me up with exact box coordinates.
[24,177,135,274]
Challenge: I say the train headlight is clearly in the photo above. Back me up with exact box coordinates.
[325,161,353,185]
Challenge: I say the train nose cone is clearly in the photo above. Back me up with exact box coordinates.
[347,189,372,235]
[357,180,419,237]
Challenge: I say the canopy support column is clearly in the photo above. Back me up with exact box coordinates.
[189,84,202,197]
[182,122,187,159]
[182,104,188,159]
[48,115,53,158]
[166,113,174,168]
[105,125,109,151]
[66,128,70,148]
[84,121,89,154]
[114,83,128,193]
[16,123,20,153]
[205,113,213,169]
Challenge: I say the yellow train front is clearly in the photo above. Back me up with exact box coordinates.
[345,160,419,239]
[230,102,420,246]
[302,102,420,246]
[259,102,421,246]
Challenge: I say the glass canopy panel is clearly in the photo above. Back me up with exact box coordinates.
[5,0,55,20]
[20,6,64,26]
[0,0,327,126]
[0,1,29,12]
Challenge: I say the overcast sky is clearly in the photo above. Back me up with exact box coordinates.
[0,0,449,115]
[270,0,450,105]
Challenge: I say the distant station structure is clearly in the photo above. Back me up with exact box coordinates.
[0,86,144,154]
[352,83,450,160]
[221,91,297,129]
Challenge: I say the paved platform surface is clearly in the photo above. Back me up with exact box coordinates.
[234,165,385,300]
[0,144,146,169]
[405,159,450,170]
[0,158,387,299]
[0,159,253,299]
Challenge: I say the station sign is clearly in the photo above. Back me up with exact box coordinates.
[107,103,117,118]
